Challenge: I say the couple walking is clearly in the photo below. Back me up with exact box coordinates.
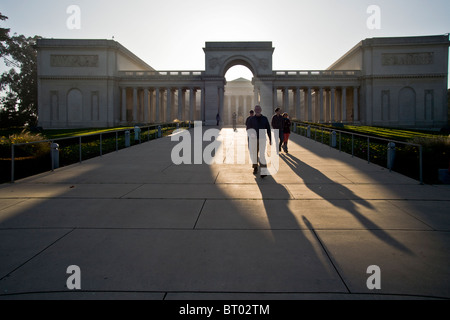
[245,105,291,178]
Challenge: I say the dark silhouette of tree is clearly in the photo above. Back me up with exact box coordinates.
[1,12,41,127]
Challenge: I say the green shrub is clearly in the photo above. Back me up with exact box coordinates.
[0,130,50,158]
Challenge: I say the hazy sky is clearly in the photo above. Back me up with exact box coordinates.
[1,0,449,83]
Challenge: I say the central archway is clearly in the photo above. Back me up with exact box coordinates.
[203,42,275,125]
[224,65,255,125]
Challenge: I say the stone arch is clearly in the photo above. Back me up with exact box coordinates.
[67,88,83,122]
[398,87,416,124]
[221,56,257,78]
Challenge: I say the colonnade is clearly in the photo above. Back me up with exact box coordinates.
[223,95,255,125]
[119,83,360,125]
[120,86,204,124]
[272,86,360,123]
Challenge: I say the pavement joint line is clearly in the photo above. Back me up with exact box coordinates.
[0,227,443,232]
[117,184,145,199]
[0,290,447,300]
[0,228,76,281]
[193,199,207,230]
[1,196,450,201]
[386,199,438,231]
[301,218,351,294]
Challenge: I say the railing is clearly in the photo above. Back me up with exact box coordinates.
[291,121,423,184]
[274,70,361,77]
[5,122,188,183]
[119,70,362,78]
[119,71,204,77]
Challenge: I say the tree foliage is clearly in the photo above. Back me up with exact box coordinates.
[0,12,41,128]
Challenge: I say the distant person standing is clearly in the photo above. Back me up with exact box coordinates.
[232,112,237,131]
[216,113,220,126]
[282,113,291,153]
[247,105,272,178]
[271,107,284,153]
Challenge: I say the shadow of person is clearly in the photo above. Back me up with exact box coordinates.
[279,152,413,255]
[253,173,349,292]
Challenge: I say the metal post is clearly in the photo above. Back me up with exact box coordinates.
[116,132,118,151]
[100,133,103,157]
[339,132,341,152]
[419,145,423,185]
[51,141,54,171]
[11,144,15,183]
[79,136,82,163]
[351,134,354,157]
[367,137,370,164]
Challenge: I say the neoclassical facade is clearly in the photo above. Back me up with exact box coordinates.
[36,35,449,129]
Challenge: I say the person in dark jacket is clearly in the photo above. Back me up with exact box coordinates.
[247,105,272,178]
[282,112,291,153]
[245,110,254,129]
[271,107,284,152]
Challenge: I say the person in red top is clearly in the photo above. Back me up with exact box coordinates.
[282,112,291,153]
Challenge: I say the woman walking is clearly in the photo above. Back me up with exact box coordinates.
[282,112,291,153]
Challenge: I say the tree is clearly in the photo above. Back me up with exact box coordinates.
[0,12,40,128]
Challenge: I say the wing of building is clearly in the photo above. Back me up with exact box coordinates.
[36,35,449,129]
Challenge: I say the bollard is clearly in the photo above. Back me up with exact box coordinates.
[157,125,162,138]
[387,142,396,170]
[294,123,297,134]
[307,125,311,138]
[134,126,141,144]
[331,131,337,148]
[125,131,130,147]
[51,142,59,169]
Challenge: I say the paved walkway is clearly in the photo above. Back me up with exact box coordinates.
[0,127,449,300]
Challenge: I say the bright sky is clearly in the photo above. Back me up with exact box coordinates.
[0,0,449,85]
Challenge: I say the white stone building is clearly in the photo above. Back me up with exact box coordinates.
[36,35,449,129]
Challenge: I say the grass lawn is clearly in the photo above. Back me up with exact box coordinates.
[42,127,136,140]
[342,125,441,142]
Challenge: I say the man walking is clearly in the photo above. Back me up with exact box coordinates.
[271,107,284,153]
[247,105,272,178]
[245,110,254,129]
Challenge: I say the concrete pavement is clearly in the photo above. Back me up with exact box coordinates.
[0,127,449,300]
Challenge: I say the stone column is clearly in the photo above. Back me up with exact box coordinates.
[283,87,289,112]
[121,87,127,122]
[177,88,183,121]
[166,88,172,122]
[193,89,197,120]
[330,87,336,122]
[201,88,205,122]
[307,87,312,122]
[219,86,224,125]
[273,87,278,110]
[155,88,160,123]
[144,88,149,123]
[132,87,138,122]
[295,87,300,120]
[353,87,359,122]
[325,89,330,122]
[319,87,324,123]
[189,88,195,121]
[342,87,347,122]
[254,86,259,106]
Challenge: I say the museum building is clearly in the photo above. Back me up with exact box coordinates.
[36,35,449,129]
